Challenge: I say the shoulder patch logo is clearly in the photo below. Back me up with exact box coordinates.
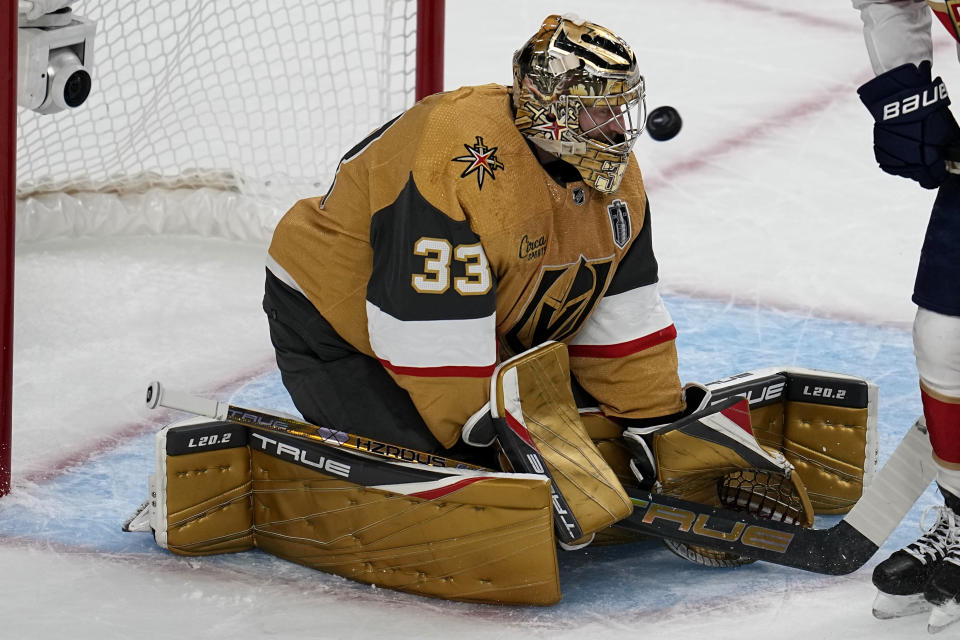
[452,136,504,190]
[572,187,585,206]
[607,199,632,248]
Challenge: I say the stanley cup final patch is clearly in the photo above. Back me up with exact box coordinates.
[607,199,631,248]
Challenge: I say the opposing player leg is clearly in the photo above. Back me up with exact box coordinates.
[871,363,960,624]
[875,173,960,629]
[912,306,960,631]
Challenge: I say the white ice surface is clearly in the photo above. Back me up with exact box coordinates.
[5,1,960,638]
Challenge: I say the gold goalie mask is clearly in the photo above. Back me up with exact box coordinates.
[512,14,646,193]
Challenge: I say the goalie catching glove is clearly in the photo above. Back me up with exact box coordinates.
[620,389,815,567]
[580,366,877,566]
[614,366,878,516]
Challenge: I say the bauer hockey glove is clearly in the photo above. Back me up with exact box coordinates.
[857,60,960,189]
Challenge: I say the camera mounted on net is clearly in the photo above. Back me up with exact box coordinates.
[18,0,96,115]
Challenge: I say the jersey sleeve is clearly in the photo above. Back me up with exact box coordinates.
[366,174,497,448]
[853,0,933,74]
[567,200,684,419]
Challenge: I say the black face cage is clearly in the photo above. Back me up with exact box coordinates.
[718,469,807,526]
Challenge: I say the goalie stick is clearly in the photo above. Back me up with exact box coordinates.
[144,381,488,471]
[619,418,935,574]
[145,381,936,575]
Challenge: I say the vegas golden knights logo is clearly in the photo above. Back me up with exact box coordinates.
[452,136,505,190]
[607,199,631,248]
[504,256,613,353]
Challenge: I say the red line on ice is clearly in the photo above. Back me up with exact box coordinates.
[21,358,277,485]
[703,0,855,33]
[646,84,851,189]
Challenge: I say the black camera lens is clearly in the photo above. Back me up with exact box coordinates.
[63,69,91,108]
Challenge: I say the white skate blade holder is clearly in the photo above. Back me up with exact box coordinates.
[871,590,931,620]
[929,601,960,634]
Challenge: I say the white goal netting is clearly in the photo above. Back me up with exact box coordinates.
[15,0,419,242]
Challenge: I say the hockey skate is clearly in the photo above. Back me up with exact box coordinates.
[924,493,960,633]
[871,487,960,626]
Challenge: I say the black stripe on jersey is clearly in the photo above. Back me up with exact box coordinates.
[605,200,658,296]
[321,113,404,207]
[368,174,497,322]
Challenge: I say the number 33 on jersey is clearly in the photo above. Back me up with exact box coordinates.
[267,84,683,447]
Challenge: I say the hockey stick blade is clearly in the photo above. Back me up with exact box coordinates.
[145,381,488,471]
[615,419,936,574]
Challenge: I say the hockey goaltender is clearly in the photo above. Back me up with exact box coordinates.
[126,14,886,609]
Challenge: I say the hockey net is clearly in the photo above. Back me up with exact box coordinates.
[15,0,439,236]
[1,0,443,494]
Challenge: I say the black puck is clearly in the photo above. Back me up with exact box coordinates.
[646,105,682,141]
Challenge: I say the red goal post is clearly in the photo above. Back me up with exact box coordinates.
[1,0,15,496]
[0,0,445,497]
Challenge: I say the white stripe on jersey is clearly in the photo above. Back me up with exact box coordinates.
[266,254,305,294]
[568,284,673,347]
[366,301,497,369]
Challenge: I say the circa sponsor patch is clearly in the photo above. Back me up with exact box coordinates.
[518,233,546,260]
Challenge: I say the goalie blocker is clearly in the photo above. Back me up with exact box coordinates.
[464,341,633,547]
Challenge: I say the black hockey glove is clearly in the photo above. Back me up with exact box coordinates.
[857,60,960,189]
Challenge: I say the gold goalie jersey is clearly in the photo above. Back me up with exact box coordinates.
[267,84,684,448]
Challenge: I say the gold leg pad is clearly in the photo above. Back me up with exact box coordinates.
[250,450,561,606]
[164,446,254,555]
